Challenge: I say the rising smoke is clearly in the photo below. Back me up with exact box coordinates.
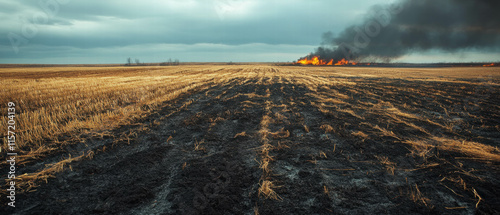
[301,0,500,62]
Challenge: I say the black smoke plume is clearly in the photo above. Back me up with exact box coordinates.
[300,0,500,63]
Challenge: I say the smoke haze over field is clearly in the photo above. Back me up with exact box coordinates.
[303,0,500,62]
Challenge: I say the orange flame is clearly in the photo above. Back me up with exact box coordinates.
[327,59,333,65]
[296,56,357,66]
[483,63,495,67]
[297,56,327,65]
[334,58,349,66]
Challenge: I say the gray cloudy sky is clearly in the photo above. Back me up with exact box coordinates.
[0,0,498,64]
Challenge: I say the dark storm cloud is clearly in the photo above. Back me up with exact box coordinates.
[3,0,394,63]
[305,0,500,62]
[2,0,497,63]
[1,0,373,48]
[3,0,393,63]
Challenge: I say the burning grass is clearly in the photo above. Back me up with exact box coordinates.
[296,56,356,66]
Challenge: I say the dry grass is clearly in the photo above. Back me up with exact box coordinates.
[233,131,247,138]
[255,98,286,201]
[194,139,206,152]
[320,124,334,133]
[258,180,282,200]
[351,131,368,139]
[303,124,310,133]
[258,156,273,173]
[15,151,93,193]
[373,125,401,140]
[473,188,483,208]
[404,137,500,162]
[319,151,327,159]
[1,64,498,209]
[375,155,396,175]
[405,140,435,161]
[270,128,290,139]
[408,184,433,209]
[323,185,329,195]
[166,136,173,143]
[259,116,272,132]
[434,137,500,162]
[0,66,233,164]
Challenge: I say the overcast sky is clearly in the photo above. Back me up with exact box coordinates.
[0,0,498,64]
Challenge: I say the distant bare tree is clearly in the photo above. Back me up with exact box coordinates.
[135,59,140,65]
[159,58,179,66]
[126,57,132,66]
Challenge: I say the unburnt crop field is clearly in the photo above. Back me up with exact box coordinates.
[1,65,499,214]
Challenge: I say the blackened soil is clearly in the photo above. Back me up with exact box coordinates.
[1,67,499,215]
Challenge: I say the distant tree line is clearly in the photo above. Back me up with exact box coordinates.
[125,57,145,66]
[125,57,180,66]
[160,58,180,66]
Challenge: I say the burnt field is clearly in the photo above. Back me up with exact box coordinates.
[1,65,499,214]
